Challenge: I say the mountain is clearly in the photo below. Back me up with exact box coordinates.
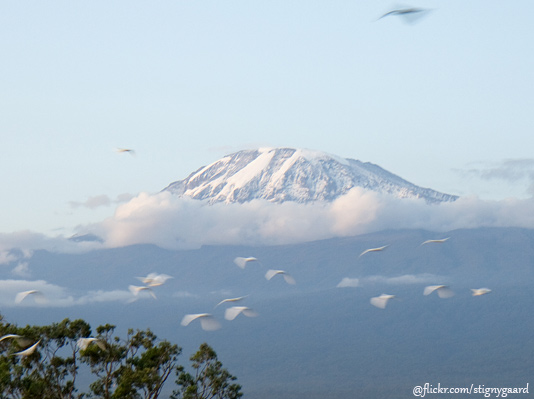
[162,147,458,204]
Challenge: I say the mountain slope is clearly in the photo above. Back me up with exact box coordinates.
[163,148,458,204]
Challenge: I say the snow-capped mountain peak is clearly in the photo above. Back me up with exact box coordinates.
[162,148,458,204]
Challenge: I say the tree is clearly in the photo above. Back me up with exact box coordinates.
[172,343,242,399]
[81,325,181,399]
[0,317,183,399]
[0,317,91,399]
[0,317,242,398]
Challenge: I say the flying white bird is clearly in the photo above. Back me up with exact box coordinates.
[423,285,455,298]
[370,294,396,309]
[233,257,261,269]
[471,288,492,296]
[224,306,259,321]
[181,313,221,331]
[0,334,22,342]
[265,269,296,285]
[0,334,33,347]
[128,285,157,299]
[214,296,248,308]
[420,238,450,246]
[77,337,106,351]
[359,245,388,257]
[136,273,173,287]
[13,340,40,357]
[15,290,46,304]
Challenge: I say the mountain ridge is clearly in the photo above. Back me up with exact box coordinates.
[163,147,458,204]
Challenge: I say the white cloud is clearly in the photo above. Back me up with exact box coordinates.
[362,274,444,286]
[0,251,18,265]
[86,189,534,250]
[69,193,134,210]
[0,231,103,254]
[459,159,534,182]
[12,262,31,278]
[4,188,534,253]
[0,279,135,308]
[336,277,360,288]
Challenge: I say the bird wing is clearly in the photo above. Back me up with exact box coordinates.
[129,285,157,299]
[436,286,455,298]
[95,340,107,351]
[224,306,245,321]
[215,296,247,308]
[282,273,296,285]
[242,308,259,318]
[15,290,44,304]
[377,10,397,20]
[181,313,211,326]
[0,334,21,342]
[265,269,281,280]
[77,338,91,350]
[370,296,389,309]
[13,340,40,357]
[359,246,388,257]
[421,238,450,246]
[198,316,222,331]
[148,274,172,287]
[234,257,258,269]
[15,290,32,304]
[129,285,143,295]
[472,288,491,296]
[423,285,442,296]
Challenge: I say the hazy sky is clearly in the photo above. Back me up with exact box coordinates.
[2,1,534,237]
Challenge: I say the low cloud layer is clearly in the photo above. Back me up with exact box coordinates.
[0,279,137,308]
[86,189,534,250]
[3,188,534,253]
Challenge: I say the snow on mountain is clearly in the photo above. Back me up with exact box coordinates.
[162,148,458,204]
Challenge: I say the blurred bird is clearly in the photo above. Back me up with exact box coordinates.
[0,334,33,347]
[471,288,492,296]
[0,334,21,342]
[128,285,157,299]
[265,269,296,285]
[370,294,396,309]
[181,313,221,331]
[137,273,173,287]
[13,340,40,357]
[420,238,450,246]
[234,257,261,269]
[116,148,135,155]
[359,245,388,257]
[423,285,455,298]
[224,306,259,321]
[15,290,46,304]
[77,337,106,351]
[378,7,430,23]
[215,296,248,308]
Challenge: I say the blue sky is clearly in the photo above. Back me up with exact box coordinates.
[1,0,534,237]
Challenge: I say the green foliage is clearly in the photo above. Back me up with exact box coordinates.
[0,316,237,399]
[172,343,242,399]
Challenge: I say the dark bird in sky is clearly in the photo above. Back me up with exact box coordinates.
[378,7,430,23]
[116,148,135,155]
